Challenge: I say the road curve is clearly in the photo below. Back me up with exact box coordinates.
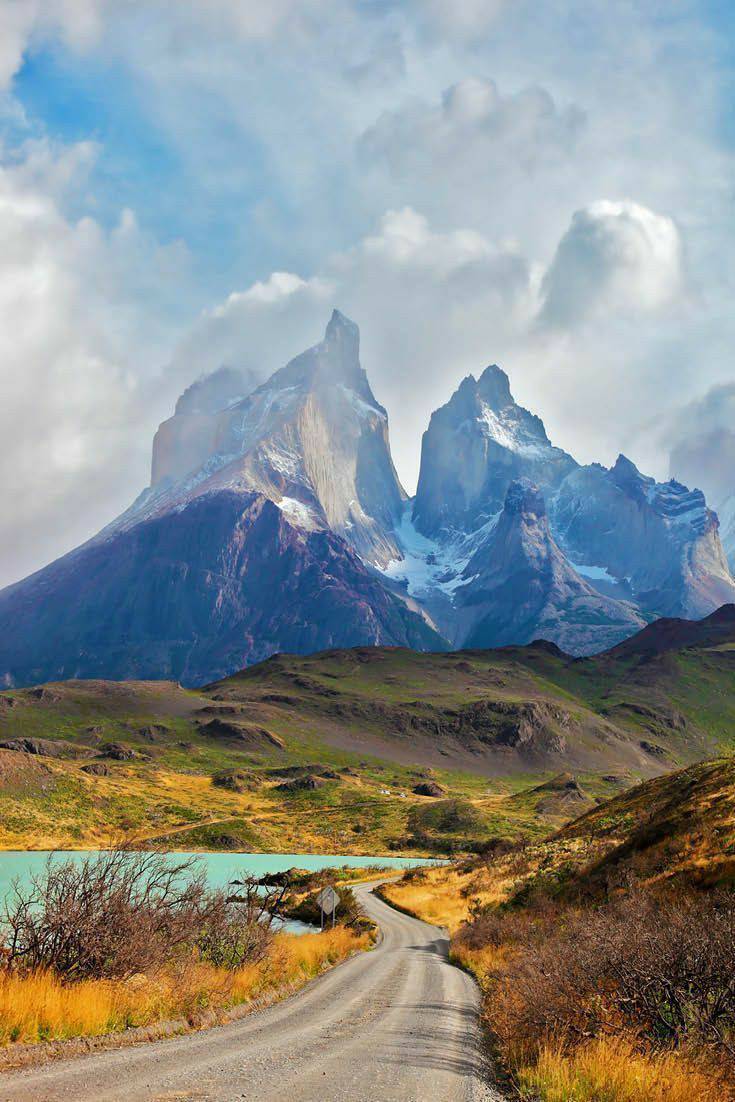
[0,883,502,1102]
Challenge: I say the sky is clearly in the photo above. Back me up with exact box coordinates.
[2,0,735,586]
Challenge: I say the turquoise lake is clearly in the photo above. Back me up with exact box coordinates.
[0,852,431,931]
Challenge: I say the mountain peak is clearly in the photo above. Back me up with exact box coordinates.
[324,308,360,365]
[414,363,576,536]
[504,478,546,518]
[476,364,513,408]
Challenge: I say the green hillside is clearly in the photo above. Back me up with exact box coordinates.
[0,609,733,852]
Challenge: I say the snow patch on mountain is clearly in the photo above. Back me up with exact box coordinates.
[338,384,386,420]
[476,401,554,459]
[276,497,318,526]
[381,503,494,599]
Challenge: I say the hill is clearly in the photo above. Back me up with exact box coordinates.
[0,606,733,851]
[381,753,735,929]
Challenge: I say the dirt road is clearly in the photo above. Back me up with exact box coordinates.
[0,883,501,1102]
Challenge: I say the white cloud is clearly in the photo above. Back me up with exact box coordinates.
[0,0,102,89]
[540,200,683,327]
[668,384,735,507]
[408,0,508,43]
[361,76,583,176]
[0,138,191,587]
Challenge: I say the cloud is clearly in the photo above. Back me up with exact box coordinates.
[408,0,509,43]
[361,76,583,176]
[0,0,102,89]
[539,200,683,327]
[358,76,585,245]
[0,138,191,587]
[668,384,735,507]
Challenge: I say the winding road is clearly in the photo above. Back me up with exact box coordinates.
[0,883,501,1102]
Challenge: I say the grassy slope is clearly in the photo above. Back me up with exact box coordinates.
[0,630,733,853]
[382,755,735,928]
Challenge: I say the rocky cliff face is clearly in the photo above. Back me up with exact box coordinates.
[0,491,441,688]
[412,366,576,537]
[718,495,735,572]
[453,479,645,654]
[549,455,735,618]
[123,310,405,569]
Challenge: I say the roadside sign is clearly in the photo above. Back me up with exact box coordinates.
[316,885,340,929]
[316,886,340,915]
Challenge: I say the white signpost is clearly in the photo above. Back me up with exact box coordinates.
[316,885,340,930]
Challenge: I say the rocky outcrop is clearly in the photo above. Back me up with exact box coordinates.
[0,491,442,688]
[549,455,735,618]
[413,366,576,537]
[455,479,645,654]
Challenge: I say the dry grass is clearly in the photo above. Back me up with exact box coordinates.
[518,1036,733,1102]
[380,866,478,929]
[380,850,540,932]
[0,927,368,1045]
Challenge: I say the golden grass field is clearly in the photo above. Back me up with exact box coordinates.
[0,927,368,1045]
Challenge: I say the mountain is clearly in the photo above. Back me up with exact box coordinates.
[718,494,735,571]
[2,309,734,685]
[602,601,735,659]
[0,491,440,688]
[453,479,645,654]
[550,455,735,618]
[116,309,405,569]
[412,365,576,537]
[151,365,259,486]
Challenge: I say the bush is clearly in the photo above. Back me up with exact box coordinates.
[484,890,735,1067]
[3,850,283,981]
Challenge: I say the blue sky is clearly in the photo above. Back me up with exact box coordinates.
[2,0,735,586]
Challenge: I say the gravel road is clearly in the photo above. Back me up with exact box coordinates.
[0,882,502,1102]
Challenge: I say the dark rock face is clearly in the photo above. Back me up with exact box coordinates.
[0,491,441,688]
[99,742,144,761]
[413,366,576,536]
[412,781,445,797]
[0,737,87,759]
[456,479,645,655]
[81,762,110,776]
[276,774,325,792]
[212,769,253,793]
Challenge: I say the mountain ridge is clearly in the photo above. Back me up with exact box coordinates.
[1,309,734,687]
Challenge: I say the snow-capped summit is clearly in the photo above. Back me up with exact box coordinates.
[112,311,406,568]
[412,365,576,537]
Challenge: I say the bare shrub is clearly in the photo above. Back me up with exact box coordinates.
[486,889,735,1066]
[2,851,285,981]
[196,875,289,968]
